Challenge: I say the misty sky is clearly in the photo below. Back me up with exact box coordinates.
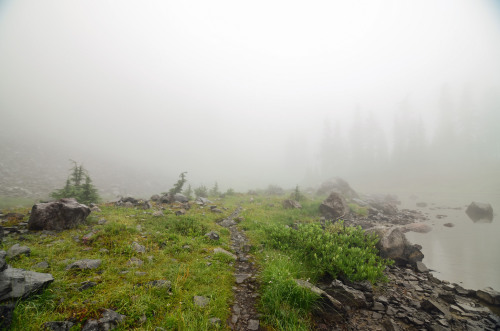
[1,0,500,190]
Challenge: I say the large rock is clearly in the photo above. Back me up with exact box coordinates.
[282,199,302,209]
[173,194,188,203]
[366,226,424,267]
[465,202,493,222]
[28,198,91,231]
[476,287,500,305]
[0,267,54,301]
[325,280,367,308]
[7,244,31,259]
[319,192,349,219]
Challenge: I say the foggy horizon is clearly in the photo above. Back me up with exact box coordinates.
[1,0,500,197]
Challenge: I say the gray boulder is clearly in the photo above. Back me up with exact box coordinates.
[28,198,91,231]
[319,192,349,219]
[282,199,302,209]
[196,197,212,205]
[0,267,54,301]
[173,193,188,203]
[7,244,30,259]
[466,201,493,222]
[150,194,160,201]
[365,226,424,267]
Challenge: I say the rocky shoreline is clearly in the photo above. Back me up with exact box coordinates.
[320,194,500,330]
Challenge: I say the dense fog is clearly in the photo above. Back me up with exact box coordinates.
[1,0,500,198]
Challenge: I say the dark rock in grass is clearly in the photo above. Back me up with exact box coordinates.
[319,192,349,219]
[131,242,146,254]
[443,222,454,227]
[78,281,97,291]
[466,201,493,222]
[43,321,74,331]
[142,200,152,210]
[28,198,91,231]
[205,231,220,241]
[476,287,500,305]
[7,244,31,259]
[65,259,101,271]
[0,304,15,330]
[194,295,210,308]
[150,194,160,201]
[82,309,126,331]
[282,199,302,209]
[152,210,164,217]
[0,267,54,301]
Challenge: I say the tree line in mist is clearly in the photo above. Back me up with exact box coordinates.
[315,85,500,187]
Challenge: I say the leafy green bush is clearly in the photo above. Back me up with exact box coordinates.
[267,222,391,283]
[194,185,208,198]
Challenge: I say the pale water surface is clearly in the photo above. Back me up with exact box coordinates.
[402,191,500,291]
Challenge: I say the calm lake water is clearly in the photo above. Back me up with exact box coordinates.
[400,191,500,291]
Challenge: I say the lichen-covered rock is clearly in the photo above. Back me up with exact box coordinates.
[28,198,90,231]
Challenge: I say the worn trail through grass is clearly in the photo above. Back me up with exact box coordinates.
[219,207,262,331]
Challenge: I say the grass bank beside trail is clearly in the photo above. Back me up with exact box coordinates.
[2,200,238,330]
[1,194,389,330]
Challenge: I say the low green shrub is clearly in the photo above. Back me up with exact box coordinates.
[267,222,391,283]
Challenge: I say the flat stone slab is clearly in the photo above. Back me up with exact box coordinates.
[235,274,251,284]
[66,259,101,270]
[0,267,54,301]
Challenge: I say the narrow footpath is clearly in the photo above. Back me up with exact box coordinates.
[219,208,262,331]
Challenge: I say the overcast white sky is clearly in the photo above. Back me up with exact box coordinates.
[1,0,500,190]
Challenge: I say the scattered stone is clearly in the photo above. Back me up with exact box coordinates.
[131,242,146,253]
[295,279,343,311]
[421,299,451,320]
[142,201,152,210]
[126,257,143,267]
[150,194,160,201]
[66,259,101,271]
[196,197,212,205]
[152,210,163,217]
[282,199,302,209]
[213,248,237,260]
[175,209,186,216]
[235,274,251,284]
[7,244,30,259]
[443,223,454,227]
[476,287,500,305]
[247,319,259,330]
[210,208,223,213]
[97,218,107,225]
[28,198,91,231]
[82,309,126,331]
[33,261,49,269]
[193,295,210,308]
[219,219,237,227]
[209,317,221,326]
[99,248,109,253]
[204,231,220,241]
[415,261,428,273]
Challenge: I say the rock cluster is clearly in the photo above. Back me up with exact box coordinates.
[311,266,500,330]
